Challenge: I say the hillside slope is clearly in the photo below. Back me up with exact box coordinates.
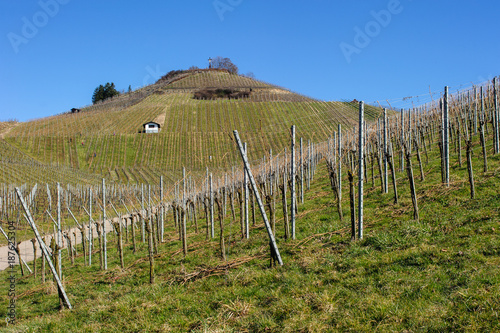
[2,71,384,185]
[0,137,498,332]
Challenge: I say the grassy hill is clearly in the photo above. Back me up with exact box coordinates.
[0,75,498,332]
[1,70,384,185]
[0,131,498,332]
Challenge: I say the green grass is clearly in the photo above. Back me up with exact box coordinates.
[0,134,498,332]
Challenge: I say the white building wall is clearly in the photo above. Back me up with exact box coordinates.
[144,123,159,133]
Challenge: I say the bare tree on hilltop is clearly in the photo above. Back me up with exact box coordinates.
[211,56,238,74]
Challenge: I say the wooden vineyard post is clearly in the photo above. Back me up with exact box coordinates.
[414,136,425,181]
[117,218,124,269]
[173,203,180,241]
[209,173,215,239]
[479,86,488,172]
[370,150,375,187]
[338,124,342,209]
[376,143,384,192]
[203,196,209,240]
[72,232,77,257]
[250,188,256,226]
[473,87,478,135]
[264,185,276,243]
[421,127,429,165]
[439,99,445,183]
[31,238,37,277]
[404,145,419,221]
[279,173,289,239]
[307,140,311,190]
[291,125,296,239]
[82,225,88,264]
[457,122,463,168]
[444,87,450,187]
[148,185,158,255]
[146,209,155,284]
[237,182,244,238]
[160,176,164,243]
[466,140,475,199]
[16,242,25,276]
[96,222,103,270]
[141,184,145,243]
[49,238,60,292]
[224,174,228,219]
[300,138,304,204]
[233,131,283,266]
[243,143,249,239]
[191,200,199,233]
[494,77,499,154]
[348,171,356,241]
[41,239,46,283]
[387,142,398,204]
[131,214,137,253]
[268,150,273,217]
[88,188,92,267]
[64,233,74,265]
[56,183,62,276]
[182,168,187,256]
[383,109,389,193]
[102,179,108,270]
[358,102,364,240]
[215,196,226,261]
[15,188,72,309]
[400,110,405,172]
[110,204,125,269]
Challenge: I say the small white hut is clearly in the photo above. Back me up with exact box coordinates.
[143,122,161,134]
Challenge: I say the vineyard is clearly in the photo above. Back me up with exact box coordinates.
[0,73,498,331]
[1,70,384,186]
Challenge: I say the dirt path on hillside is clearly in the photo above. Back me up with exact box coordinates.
[0,217,119,271]
[153,112,166,127]
[0,122,19,139]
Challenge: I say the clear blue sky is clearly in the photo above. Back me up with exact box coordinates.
[1,0,499,121]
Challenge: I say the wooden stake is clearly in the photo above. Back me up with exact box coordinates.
[215,196,226,261]
[31,238,37,277]
[404,146,419,221]
[358,102,364,239]
[466,140,475,199]
[146,210,155,284]
[290,125,296,239]
[233,131,283,266]
[102,179,107,270]
[348,170,356,241]
[15,188,72,309]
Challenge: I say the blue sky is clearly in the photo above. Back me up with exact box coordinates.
[1,0,499,121]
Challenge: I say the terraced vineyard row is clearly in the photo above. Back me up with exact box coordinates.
[8,97,168,138]
[1,71,386,185]
[4,98,382,184]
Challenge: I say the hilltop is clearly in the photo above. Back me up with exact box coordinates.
[0,70,385,185]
